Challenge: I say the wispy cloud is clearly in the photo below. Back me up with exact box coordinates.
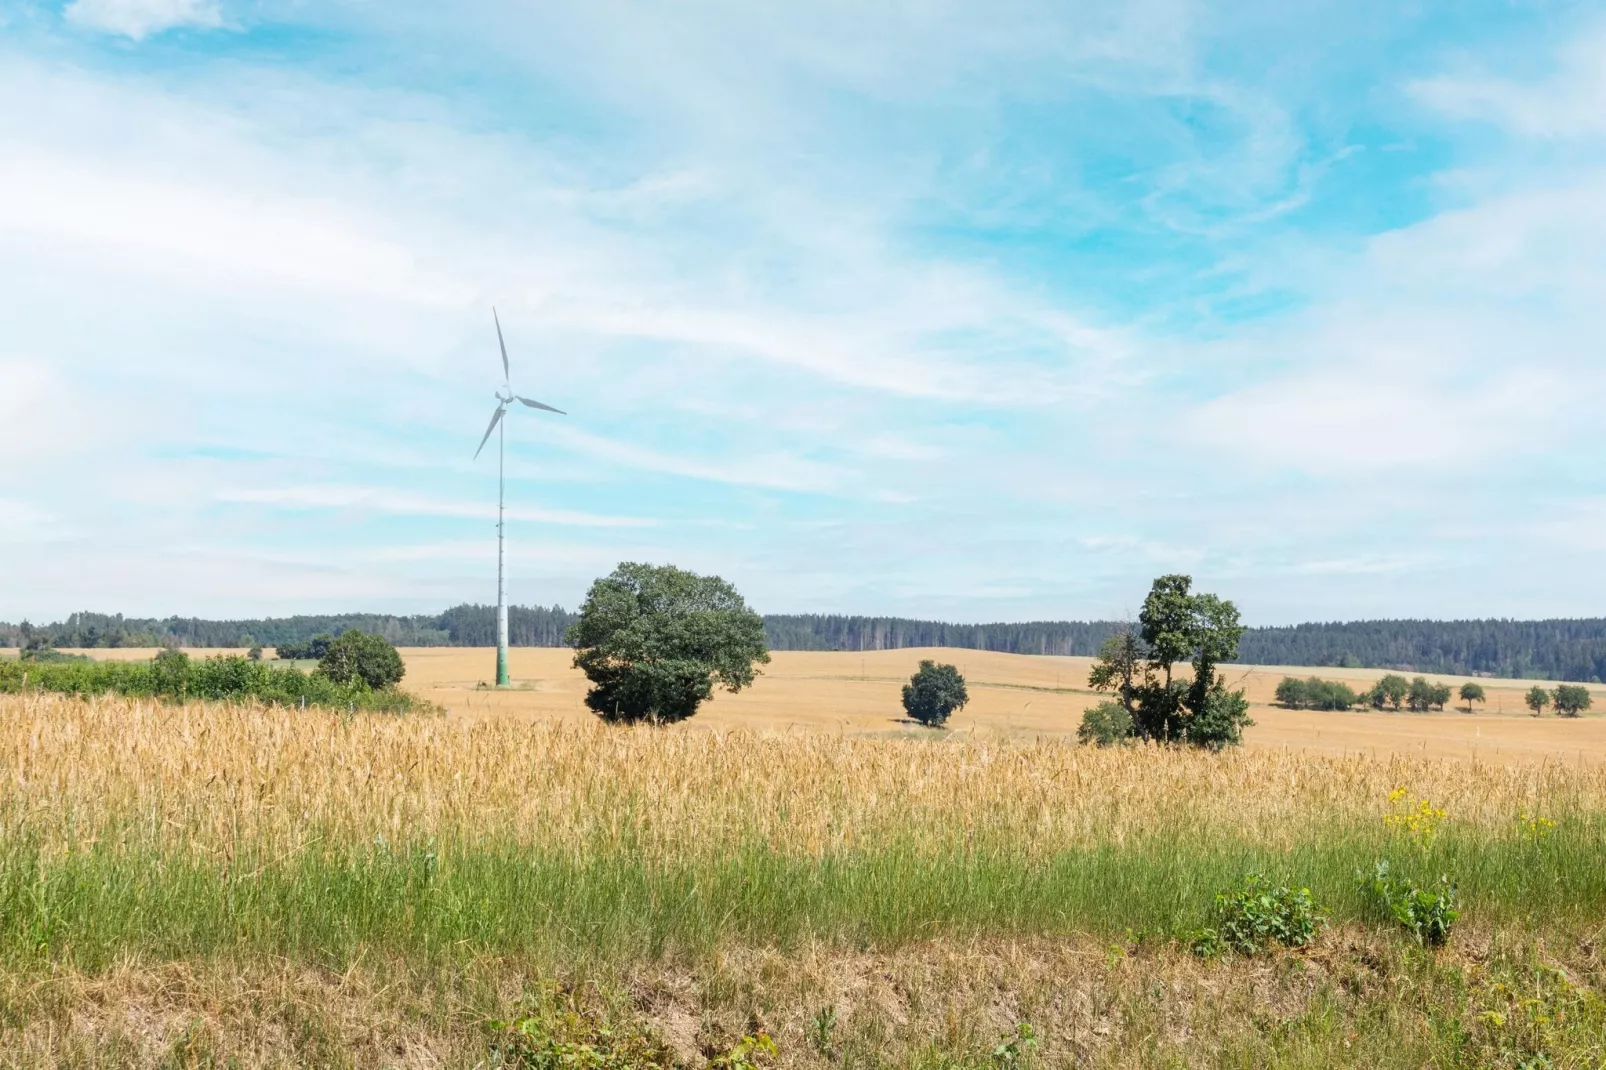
[218,486,659,528]
[64,0,223,41]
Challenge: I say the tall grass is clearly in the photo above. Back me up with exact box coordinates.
[1,693,1603,968]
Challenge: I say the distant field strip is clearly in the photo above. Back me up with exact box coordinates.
[3,693,1604,968]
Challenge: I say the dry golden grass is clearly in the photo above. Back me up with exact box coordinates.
[39,644,1606,763]
[5,690,1603,860]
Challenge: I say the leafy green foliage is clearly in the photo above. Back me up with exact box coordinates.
[1460,681,1486,711]
[1525,685,1551,716]
[1359,860,1459,947]
[1404,676,1453,712]
[317,631,405,690]
[1275,676,1360,710]
[707,1031,778,1070]
[902,660,969,726]
[488,987,676,1069]
[0,651,419,712]
[990,1023,1037,1069]
[275,633,334,661]
[1088,575,1252,748]
[1369,674,1410,710]
[1189,874,1325,958]
[566,562,770,724]
[1552,683,1592,717]
[1077,700,1133,746]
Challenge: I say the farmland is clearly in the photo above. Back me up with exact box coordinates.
[37,644,1603,763]
[2,645,1606,1065]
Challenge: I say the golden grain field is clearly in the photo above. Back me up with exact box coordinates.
[40,644,1606,764]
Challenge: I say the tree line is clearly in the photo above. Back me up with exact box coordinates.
[7,608,1606,683]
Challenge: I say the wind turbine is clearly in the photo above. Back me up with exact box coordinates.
[474,308,565,687]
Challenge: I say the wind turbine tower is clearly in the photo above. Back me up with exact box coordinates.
[474,308,565,687]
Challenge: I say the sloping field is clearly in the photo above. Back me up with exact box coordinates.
[41,644,1604,764]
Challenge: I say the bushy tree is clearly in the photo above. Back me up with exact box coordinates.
[277,634,333,661]
[1087,574,1252,748]
[567,562,770,724]
[1525,685,1551,717]
[1276,676,1359,711]
[902,660,969,727]
[317,631,405,690]
[1406,677,1452,712]
[1275,677,1309,708]
[1077,700,1133,746]
[1369,674,1410,711]
[1553,684,1592,717]
[1459,682,1485,712]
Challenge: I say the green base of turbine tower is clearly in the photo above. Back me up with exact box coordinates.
[496,646,510,688]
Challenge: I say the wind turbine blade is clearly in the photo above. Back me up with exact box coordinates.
[515,396,566,415]
[473,405,506,459]
[492,307,510,385]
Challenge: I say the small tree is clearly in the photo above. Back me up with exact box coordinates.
[903,660,969,727]
[318,631,405,690]
[1088,575,1252,748]
[1525,685,1551,717]
[1078,700,1132,746]
[1553,684,1593,718]
[567,562,770,724]
[1371,674,1410,711]
[1459,682,1485,712]
[1275,677,1309,708]
[247,643,264,662]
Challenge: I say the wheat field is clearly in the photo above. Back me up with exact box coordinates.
[3,688,1605,1066]
[384,646,1606,764]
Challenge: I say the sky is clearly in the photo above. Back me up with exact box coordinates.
[1,0,1604,626]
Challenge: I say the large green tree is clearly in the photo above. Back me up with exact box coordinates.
[1553,684,1593,718]
[901,660,969,727]
[1089,574,1252,749]
[566,562,770,724]
[317,631,405,690]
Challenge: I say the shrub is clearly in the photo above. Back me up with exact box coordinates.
[1190,874,1325,957]
[1077,700,1133,746]
[1275,676,1309,708]
[903,660,969,727]
[1553,684,1592,717]
[1185,685,1253,750]
[488,988,676,1070]
[1277,676,1359,710]
[1358,860,1459,947]
[317,631,405,690]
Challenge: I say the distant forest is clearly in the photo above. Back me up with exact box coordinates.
[4,609,1605,682]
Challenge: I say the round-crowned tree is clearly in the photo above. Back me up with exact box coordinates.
[902,660,969,727]
[566,562,770,724]
[317,631,405,690]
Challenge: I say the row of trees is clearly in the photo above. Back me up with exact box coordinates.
[1274,673,1594,717]
[9,607,1606,683]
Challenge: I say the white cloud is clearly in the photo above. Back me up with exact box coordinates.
[64,0,223,41]
[1412,25,1606,139]
[218,485,658,528]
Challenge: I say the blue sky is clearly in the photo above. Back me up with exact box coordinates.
[2,0,1604,625]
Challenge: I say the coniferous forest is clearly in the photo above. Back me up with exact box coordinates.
[5,609,1606,682]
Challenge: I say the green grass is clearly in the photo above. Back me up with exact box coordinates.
[2,819,1601,970]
